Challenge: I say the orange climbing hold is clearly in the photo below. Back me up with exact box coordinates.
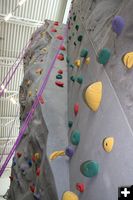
[74,103,79,116]
[57,35,64,40]
[55,81,64,87]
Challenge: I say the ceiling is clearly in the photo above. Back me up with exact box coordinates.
[0,0,69,173]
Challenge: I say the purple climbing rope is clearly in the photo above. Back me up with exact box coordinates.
[0,24,68,176]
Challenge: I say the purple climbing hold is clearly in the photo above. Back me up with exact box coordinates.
[33,192,41,199]
[65,146,75,158]
[112,16,125,35]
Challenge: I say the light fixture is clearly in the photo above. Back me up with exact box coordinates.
[10,97,17,105]
[18,0,27,6]
[4,13,12,21]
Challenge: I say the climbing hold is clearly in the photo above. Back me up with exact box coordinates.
[55,81,64,87]
[84,81,102,112]
[77,76,83,84]
[57,35,64,40]
[76,183,85,192]
[74,103,79,115]
[30,184,35,193]
[62,191,79,200]
[70,130,80,145]
[112,16,125,35]
[33,192,41,200]
[72,32,75,36]
[35,68,43,74]
[32,155,36,162]
[66,56,70,64]
[70,64,74,69]
[123,52,133,69]
[28,160,32,167]
[74,59,81,68]
[36,167,41,176]
[103,137,114,153]
[17,152,22,158]
[54,21,59,26]
[57,54,64,61]
[74,42,77,46]
[77,35,83,42]
[25,79,32,87]
[28,91,32,97]
[34,153,40,161]
[80,48,88,58]
[97,48,111,65]
[49,150,65,160]
[68,120,73,128]
[56,74,63,79]
[58,69,63,74]
[50,28,57,32]
[65,146,74,158]
[75,25,79,31]
[73,15,76,21]
[80,160,99,177]
[60,45,66,51]
[9,176,13,181]
[70,75,76,83]
[85,57,90,64]
[38,96,45,104]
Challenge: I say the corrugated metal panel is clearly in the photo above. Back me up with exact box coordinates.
[0,0,67,22]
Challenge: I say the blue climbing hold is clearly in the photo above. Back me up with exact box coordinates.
[112,16,125,35]
[65,146,75,158]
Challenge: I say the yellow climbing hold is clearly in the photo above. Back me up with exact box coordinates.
[28,91,32,97]
[103,137,114,153]
[40,32,45,37]
[34,153,40,161]
[74,59,81,68]
[123,52,133,69]
[62,191,79,200]
[35,68,43,74]
[41,48,47,53]
[84,81,102,112]
[49,150,65,160]
[85,57,90,64]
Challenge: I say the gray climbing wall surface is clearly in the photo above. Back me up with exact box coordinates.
[7,20,69,200]
[67,0,133,199]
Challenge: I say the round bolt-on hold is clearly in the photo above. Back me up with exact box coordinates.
[80,48,88,58]
[56,74,63,79]
[68,120,73,128]
[77,76,83,84]
[97,48,111,65]
[80,160,99,177]
[65,146,75,158]
[70,130,80,145]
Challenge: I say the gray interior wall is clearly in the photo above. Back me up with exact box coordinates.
[68,0,133,199]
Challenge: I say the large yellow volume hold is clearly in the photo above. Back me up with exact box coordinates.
[84,81,102,112]
[123,52,133,69]
[103,137,114,153]
[49,150,65,160]
[62,191,79,200]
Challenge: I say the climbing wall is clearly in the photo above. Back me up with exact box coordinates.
[7,20,69,200]
[67,0,133,199]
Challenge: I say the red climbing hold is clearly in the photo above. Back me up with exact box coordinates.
[17,152,22,158]
[74,103,79,116]
[36,167,41,176]
[38,96,45,104]
[30,185,35,193]
[57,35,64,40]
[60,45,66,51]
[57,54,64,61]
[58,70,63,74]
[55,81,64,87]
[50,28,57,32]
[76,183,85,192]
[32,155,36,162]
[54,21,59,26]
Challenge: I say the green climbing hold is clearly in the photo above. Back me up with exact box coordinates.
[70,76,76,82]
[68,121,73,128]
[56,74,63,79]
[80,48,88,58]
[80,160,99,178]
[97,48,111,65]
[73,15,76,21]
[70,130,80,145]
[74,42,77,46]
[66,56,70,64]
[77,76,83,84]
[75,25,79,31]
[72,32,75,36]
[69,36,72,40]
[78,35,83,42]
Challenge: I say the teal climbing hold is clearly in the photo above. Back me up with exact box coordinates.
[80,48,88,58]
[70,75,76,82]
[66,56,70,64]
[70,130,80,145]
[97,48,111,65]
[78,35,83,42]
[73,15,76,21]
[68,121,73,128]
[75,25,79,31]
[77,76,83,84]
[70,64,74,69]
[80,160,99,178]
[56,74,63,79]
